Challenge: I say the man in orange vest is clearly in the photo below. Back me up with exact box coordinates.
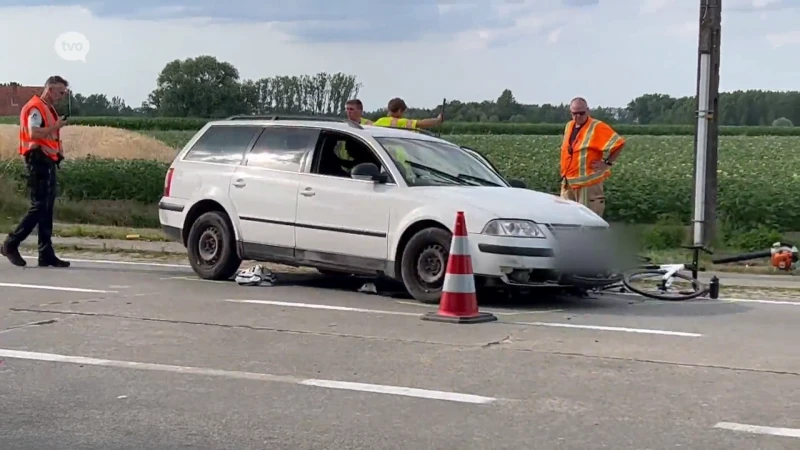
[1,76,71,268]
[373,97,443,129]
[559,97,625,217]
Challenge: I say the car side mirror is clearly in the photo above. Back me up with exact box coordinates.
[351,162,387,183]
[508,178,527,189]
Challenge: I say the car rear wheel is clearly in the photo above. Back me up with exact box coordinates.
[400,227,453,304]
[186,211,242,280]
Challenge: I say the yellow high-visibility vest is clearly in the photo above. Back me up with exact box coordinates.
[334,141,353,161]
[374,117,418,129]
[336,118,373,160]
[373,117,417,179]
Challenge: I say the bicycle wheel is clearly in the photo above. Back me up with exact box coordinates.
[622,269,708,301]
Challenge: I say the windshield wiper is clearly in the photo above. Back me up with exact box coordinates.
[456,173,502,187]
[405,161,474,186]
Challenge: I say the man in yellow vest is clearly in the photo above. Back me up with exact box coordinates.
[372,98,443,181]
[373,97,442,129]
[345,99,373,125]
[2,76,71,268]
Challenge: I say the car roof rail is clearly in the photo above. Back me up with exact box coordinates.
[379,127,438,137]
[224,114,363,129]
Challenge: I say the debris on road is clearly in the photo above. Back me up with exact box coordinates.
[358,282,378,294]
[235,265,277,287]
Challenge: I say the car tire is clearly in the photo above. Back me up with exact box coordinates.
[186,211,242,280]
[400,227,453,304]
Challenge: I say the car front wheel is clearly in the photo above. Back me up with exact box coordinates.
[400,227,453,304]
[186,211,242,280]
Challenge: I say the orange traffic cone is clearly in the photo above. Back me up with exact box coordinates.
[421,211,498,324]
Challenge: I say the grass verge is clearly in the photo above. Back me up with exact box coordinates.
[0,178,159,228]
[0,222,169,241]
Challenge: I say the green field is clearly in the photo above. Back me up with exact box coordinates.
[2,115,800,136]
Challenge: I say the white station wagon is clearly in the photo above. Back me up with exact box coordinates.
[158,116,616,303]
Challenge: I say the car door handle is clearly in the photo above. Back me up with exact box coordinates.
[300,187,315,197]
[232,179,246,188]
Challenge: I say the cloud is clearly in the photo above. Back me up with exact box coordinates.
[640,0,671,15]
[727,0,800,11]
[561,0,599,7]
[766,30,800,47]
[0,0,559,44]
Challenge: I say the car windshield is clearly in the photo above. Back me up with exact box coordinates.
[375,137,508,187]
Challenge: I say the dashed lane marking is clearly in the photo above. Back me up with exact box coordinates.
[0,282,115,293]
[714,422,800,438]
[509,321,703,337]
[0,348,500,405]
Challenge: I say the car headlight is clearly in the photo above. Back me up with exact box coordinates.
[481,219,545,238]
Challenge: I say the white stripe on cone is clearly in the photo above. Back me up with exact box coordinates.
[442,273,476,294]
[449,235,470,255]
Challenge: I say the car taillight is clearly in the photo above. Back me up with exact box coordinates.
[164,168,174,197]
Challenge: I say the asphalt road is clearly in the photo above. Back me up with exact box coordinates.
[1,255,799,449]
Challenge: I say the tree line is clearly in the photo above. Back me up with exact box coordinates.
[6,55,799,126]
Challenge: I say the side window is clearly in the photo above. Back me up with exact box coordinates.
[312,131,387,180]
[245,127,319,172]
[183,125,261,165]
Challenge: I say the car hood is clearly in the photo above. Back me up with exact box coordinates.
[412,186,609,227]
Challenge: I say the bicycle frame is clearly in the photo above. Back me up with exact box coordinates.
[652,264,687,290]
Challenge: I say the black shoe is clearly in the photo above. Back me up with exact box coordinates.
[38,257,70,268]
[1,242,26,267]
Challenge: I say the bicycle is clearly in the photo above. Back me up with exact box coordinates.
[572,254,709,301]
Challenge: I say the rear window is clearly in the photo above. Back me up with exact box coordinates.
[245,126,319,172]
[183,125,261,165]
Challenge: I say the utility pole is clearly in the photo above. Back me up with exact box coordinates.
[690,0,721,275]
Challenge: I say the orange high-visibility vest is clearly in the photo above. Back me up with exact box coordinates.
[560,117,624,188]
[374,116,418,129]
[19,95,62,162]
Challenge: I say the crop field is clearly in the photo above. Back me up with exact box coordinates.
[0,122,797,235]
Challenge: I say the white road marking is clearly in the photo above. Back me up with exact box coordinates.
[162,276,230,284]
[394,300,563,315]
[225,300,701,337]
[723,297,800,306]
[0,282,115,293]
[512,321,702,337]
[604,291,800,306]
[714,422,800,438]
[0,349,497,405]
[299,379,495,404]
[21,255,189,269]
[225,299,420,316]
[0,319,59,334]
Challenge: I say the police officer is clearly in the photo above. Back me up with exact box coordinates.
[1,76,71,268]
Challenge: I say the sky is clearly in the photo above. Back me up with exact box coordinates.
[0,0,798,110]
